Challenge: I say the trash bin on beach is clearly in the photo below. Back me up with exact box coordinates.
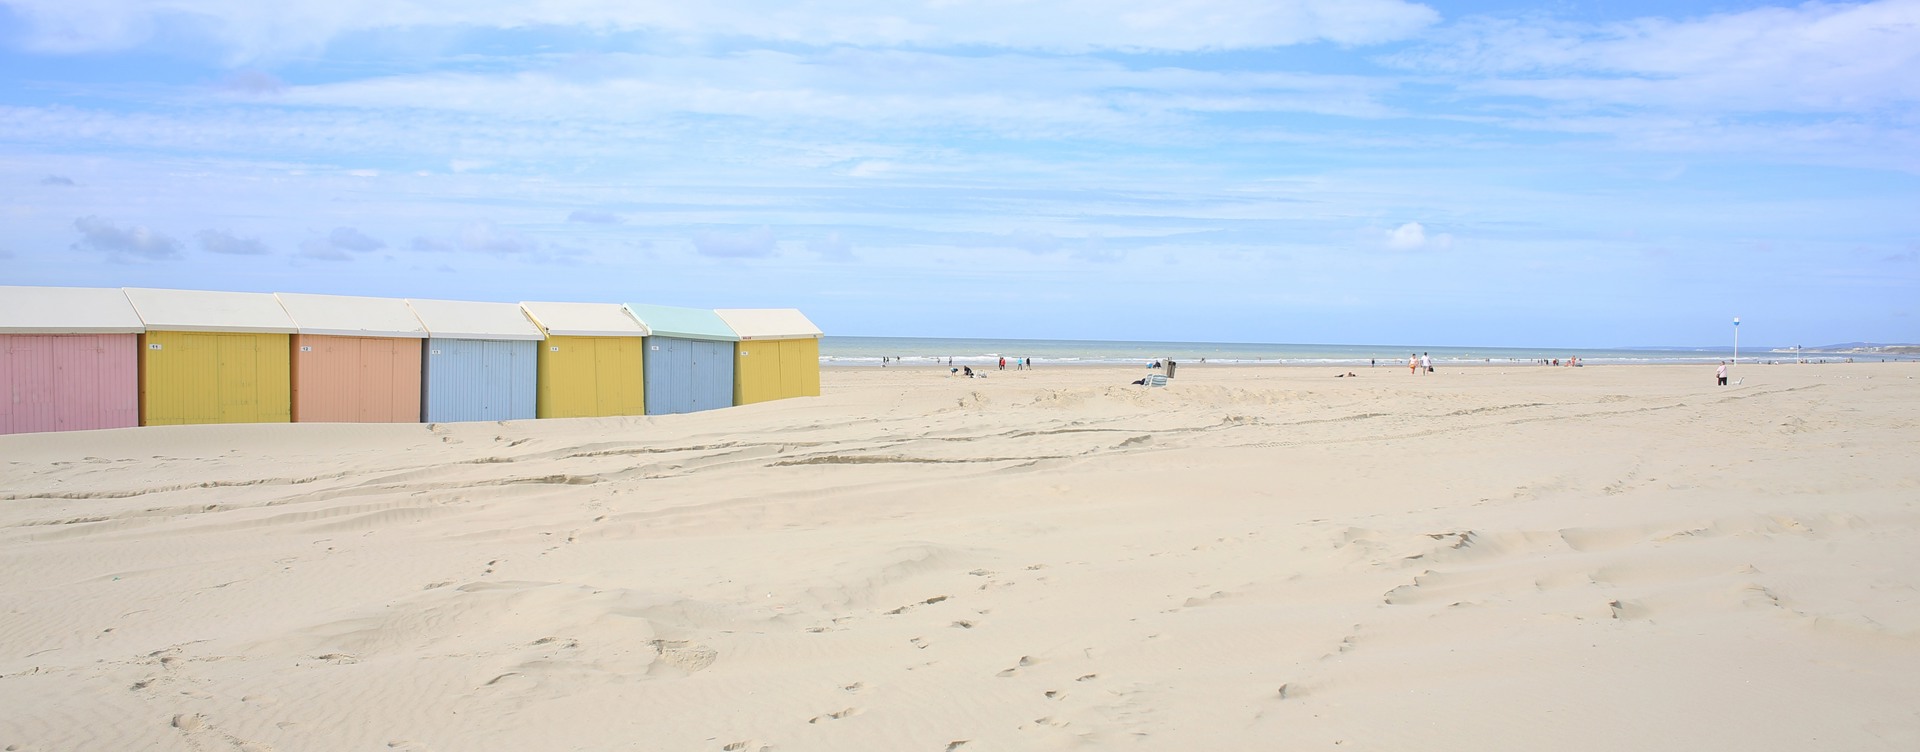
[1166,359,1178,378]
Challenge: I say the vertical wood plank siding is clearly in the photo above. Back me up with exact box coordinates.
[290,334,423,423]
[733,337,820,406]
[535,335,645,418]
[643,336,736,415]
[138,331,291,426]
[0,333,139,434]
[421,338,537,423]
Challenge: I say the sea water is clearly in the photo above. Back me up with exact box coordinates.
[821,336,1889,368]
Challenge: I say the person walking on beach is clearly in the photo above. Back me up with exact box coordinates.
[1409,353,1418,375]
[1420,352,1432,374]
[998,357,1006,371]
[1717,361,1728,386]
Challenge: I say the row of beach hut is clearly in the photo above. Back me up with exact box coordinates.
[0,286,822,435]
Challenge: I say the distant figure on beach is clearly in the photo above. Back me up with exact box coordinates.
[1370,358,1376,367]
[1421,352,1432,374]
[998,357,1006,371]
[1409,353,1418,375]
[1717,361,1728,386]
[964,366,975,378]
[1336,371,1357,377]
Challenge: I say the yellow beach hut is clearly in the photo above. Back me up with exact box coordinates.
[122,287,297,426]
[518,301,649,418]
[713,308,822,405]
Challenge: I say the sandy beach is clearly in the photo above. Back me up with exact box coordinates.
[3,362,1918,751]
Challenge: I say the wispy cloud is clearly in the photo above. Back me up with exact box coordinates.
[0,0,1440,61]
[222,69,286,96]
[568,210,623,224]
[39,175,76,186]
[1388,2,1920,114]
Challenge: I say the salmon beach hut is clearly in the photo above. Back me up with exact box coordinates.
[0,285,143,435]
[713,308,822,405]
[275,292,428,423]
[519,301,649,419]
[123,287,297,426]
[405,298,544,423]
[624,302,739,415]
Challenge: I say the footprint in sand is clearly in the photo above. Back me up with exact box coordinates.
[996,655,1038,677]
[807,708,861,724]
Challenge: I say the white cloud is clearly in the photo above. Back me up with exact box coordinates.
[808,231,855,261]
[71,215,181,260]
[1,0,1439,60]
[460,222,538,255]
[847,161,894,178]
[693,226,777,258]
[197,228,269,255]
[411,236,453,252]
[299,226,385,259]
[1385,221,1452,251]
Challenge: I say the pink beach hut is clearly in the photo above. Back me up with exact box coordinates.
[0,285,144,435]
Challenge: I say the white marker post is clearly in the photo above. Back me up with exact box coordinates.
[1732,317,1740,379]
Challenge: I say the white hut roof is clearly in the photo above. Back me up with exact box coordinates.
[404,298,545,341]
[0,285,145,334]
[713,308,823,340]
[123,287,297,334]
[519,301,650,338]
[275,293,429,339]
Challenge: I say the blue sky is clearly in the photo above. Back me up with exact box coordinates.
[1,0,1915,348]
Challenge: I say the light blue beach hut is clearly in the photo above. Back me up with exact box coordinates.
[624,303,739,415]
[405,298,545,422]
